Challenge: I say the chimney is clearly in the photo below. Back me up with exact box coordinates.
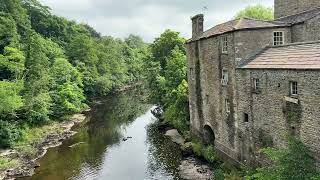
[191,14,204,38]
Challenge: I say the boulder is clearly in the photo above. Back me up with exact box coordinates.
[179,157,213,180]
[165,129,185,146]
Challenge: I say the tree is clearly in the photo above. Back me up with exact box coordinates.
[125,34,146,49]
[235,5,274,21]
[0,47,25,80]
[49,58,86,115]
[150,30,186,73]
[23,32,52,125]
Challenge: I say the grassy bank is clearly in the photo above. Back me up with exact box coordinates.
[0,122,64,171]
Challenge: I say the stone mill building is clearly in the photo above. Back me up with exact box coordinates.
[186,0,320,165]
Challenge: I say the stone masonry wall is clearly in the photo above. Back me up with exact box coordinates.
[236,69,320,162]
[291,15,320,43]
[187,27,292,163]
[275,0,320,19]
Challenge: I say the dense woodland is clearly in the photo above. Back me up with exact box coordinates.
[0,0,189,149]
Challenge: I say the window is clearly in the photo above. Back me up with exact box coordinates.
[189,68,195,80]
[253,78,260,91]
[222,36,228,53]
[225,99,230,113]
[221,70,229,85]
[244,113,249,123]
[273,31,284,46]
[290,81,298,96]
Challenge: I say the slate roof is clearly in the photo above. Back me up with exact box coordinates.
[189,17,289,42]
[276,7,320,24]
[238,41,320,70]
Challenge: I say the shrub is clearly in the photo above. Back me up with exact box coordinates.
[0,120,22,148]
[0,158,18,170]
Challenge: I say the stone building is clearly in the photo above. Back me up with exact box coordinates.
[186,0,320,164]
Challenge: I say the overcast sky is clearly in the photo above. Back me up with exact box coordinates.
[39,0,273,42]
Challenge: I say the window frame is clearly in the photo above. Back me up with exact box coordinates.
[273,31,284,46]
[221,69,229,86]
[221,35,228,53]
[253,78,260,91]
[189,68,195,81]
[225,99,230,114]
[290,81,298,96]
[244,113,249,123]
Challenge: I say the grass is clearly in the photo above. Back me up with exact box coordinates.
[0,158,18,170]
[12,122,64,159]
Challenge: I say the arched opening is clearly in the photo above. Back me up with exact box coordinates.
[203,125,215,145]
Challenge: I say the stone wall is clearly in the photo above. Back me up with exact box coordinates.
[291,15,320,43]
[236,69,320,162]
[187,27,292,163]
[275,0,320,19]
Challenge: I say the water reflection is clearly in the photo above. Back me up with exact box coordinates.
[23,90,182,180]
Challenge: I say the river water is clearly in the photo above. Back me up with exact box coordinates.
[23,90,183,180]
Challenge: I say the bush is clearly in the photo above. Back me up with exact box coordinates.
[0,120,22,148]
[191,139,220,163]
[0,158,18,170]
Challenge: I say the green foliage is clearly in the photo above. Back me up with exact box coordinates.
[0,158,18,170]
[191,139,220,163]
[0,81,24,115]
[0,120,22,147]
[0,47,25,80]
[235,5,274,21]
[145,29,189,134]
[49,58,86,115]
[164,80,190,133]
[0,14,18,52]
[0,0,148,148]
[249,137,320,180]
[150,29,186,72]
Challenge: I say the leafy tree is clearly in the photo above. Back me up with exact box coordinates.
[249,137,320,180]
[235,5,274,21]
[49,58,86,115]
[150,30,186,72]
[125,34,146,49]
[67,34,99,93]
[23,32,52,125]
[0,47,25,80]
[0,14,18,53]
[0,81,24,115]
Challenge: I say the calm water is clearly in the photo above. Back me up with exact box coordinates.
[23,91,182,180]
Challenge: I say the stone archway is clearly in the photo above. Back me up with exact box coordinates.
[203,125,215,145]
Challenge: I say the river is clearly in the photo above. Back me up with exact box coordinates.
[22,90,183,180]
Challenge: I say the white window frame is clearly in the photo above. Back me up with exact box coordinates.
[290,81,298,96]
[273,31,284,46]
[221,69,229,85]
[225,99,230,113]
[253,78,260,90]
[221,35,228,53]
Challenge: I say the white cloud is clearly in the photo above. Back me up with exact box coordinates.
[39,0,274,42]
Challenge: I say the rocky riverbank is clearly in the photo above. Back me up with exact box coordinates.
[0,113,87,180]
[158,121,214,180]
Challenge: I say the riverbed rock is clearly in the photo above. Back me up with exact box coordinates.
[181,142,193,156]
[165,129,185,146]
[179,157,213,180]
[0,171,5,180]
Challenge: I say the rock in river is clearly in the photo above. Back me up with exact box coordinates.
[165,129,185,146]
[179,157,213,180]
